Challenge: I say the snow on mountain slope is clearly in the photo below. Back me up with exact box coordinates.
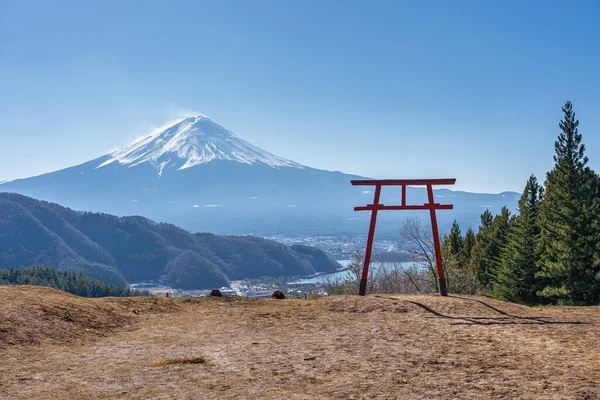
[97,115,304,175]
[0,113,520,237]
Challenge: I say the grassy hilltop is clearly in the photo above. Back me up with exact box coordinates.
[1,286,598,399]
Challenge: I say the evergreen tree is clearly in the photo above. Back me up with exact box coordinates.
[0,266,148,297]
[538,101,600,304]
[470,211,493,285]
[459,228,476,267]
[481,210,493,229]
[447,220,463,256]
[487,207,512,284]
[493,175,543,304]
[441,225,481,295]
[471,208,510,287]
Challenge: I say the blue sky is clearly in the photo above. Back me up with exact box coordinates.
[1,0,599,193]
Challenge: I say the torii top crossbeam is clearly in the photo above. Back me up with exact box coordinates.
[351,178,456,296]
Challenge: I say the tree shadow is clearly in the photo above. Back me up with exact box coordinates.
[449,296,549,321]
[402,299,586,326]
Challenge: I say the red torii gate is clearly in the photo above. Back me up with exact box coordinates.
[351,179,456,296]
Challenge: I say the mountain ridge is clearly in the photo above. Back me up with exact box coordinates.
[0,193,341,288]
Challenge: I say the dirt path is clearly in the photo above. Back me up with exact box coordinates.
[1,288,599,399]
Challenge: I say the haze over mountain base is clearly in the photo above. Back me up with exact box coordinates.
[0,115,518,236]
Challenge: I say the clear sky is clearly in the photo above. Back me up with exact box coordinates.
[1,0,599,193]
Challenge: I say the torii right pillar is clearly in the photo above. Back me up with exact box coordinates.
[351,179,456,296]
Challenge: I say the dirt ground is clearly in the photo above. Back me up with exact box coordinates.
[1,286,599,399]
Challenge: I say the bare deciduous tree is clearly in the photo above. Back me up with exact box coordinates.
[399,216,439,292]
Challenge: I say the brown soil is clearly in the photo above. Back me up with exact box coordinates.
[0,286,598,399]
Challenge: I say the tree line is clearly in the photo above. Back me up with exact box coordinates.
[0,266,148,298]
[442,101,600,305]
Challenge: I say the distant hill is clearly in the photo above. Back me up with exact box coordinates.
[0,193,341,289]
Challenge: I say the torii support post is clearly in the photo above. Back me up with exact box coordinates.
[351,179,456,296]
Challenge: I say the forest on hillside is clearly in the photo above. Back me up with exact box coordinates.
[0,195,340,289]
[0,266,146,297]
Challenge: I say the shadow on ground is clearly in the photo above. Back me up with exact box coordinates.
[374,295,587,326]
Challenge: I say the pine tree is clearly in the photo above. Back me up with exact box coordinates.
[471,208,510,287]
[487,207,512,284]
[441,224,481,295]
[470,210,494,285]
[459,228,476,267]
[447,220,463,256]
[493,175,542,304]
[481,210,493,230]
[538,101,600,304]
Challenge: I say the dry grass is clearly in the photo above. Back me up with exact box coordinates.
[0,285,181,348]
[148,356,206,367]
[1,286,599,399]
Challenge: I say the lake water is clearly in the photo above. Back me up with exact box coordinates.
[289,260,422,284]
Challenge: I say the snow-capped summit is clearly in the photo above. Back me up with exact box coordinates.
[97,115,304,175]
[0,113,520,237]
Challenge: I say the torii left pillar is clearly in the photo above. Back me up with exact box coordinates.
[352,179,456,296]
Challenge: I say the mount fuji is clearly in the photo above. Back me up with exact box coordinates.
[0,115,519,236]
[97,115,304,173]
